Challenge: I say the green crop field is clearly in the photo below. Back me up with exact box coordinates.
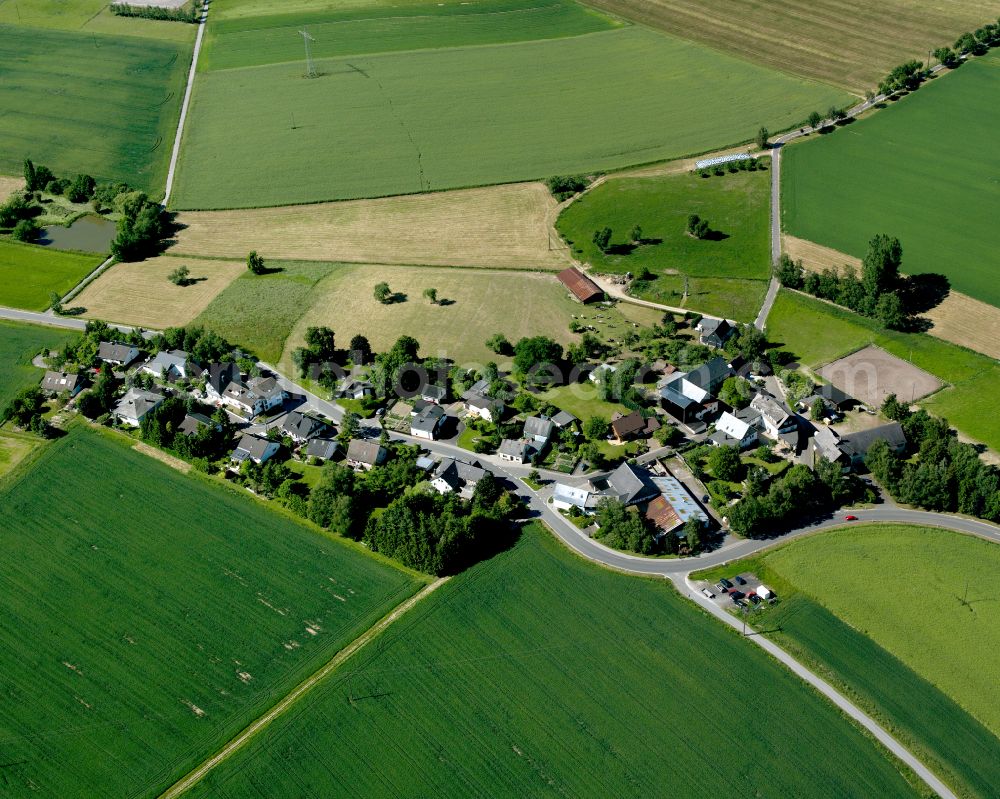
[783,52,1000,308]
[0,25,191,195]
[0,427,421,797]
[697,524,1000,799]
[172,19,848,209]
[0,240,103,311]
[201,0,621,71]
[187,525,919,798]
[0,319,78,408]
[0,0,197,42]
[767,290,1000,452]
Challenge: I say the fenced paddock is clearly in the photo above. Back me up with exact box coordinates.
[820,344,943,407]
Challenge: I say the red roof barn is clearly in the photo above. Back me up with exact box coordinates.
[558,267,604,303]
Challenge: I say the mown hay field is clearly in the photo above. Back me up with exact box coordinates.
[200,0,621,71]
[783,52,1000,307]
[0,240,103,311]
[694,524,1000,799]
[74,255,246,329]
[0,25,191,194]
[0,0,197,41]
[583,0,997,93]
[0,319,79,407]
[0,427,421,797]
[172,183,567,269]
[172,25,848,209]
[0,175,24,202]
[783,234,1000,360]
[186,525,920,799]
[766,290,1000,453]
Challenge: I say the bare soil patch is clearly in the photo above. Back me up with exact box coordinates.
[134,442,191,473]
[784,234,1000,360]
[74,256,245,330]
[820,344,943,407]
[172,183,568,270]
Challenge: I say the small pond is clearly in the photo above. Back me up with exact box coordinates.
[38,215,116,254]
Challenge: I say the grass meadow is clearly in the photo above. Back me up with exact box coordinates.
[192,260,661,366]
[200,0,620,71]
[0,319,79,407]
[172,24,848,208]
[582,0,996,92]
[783,52,1000,308]
[0,240,103,311]
[766,290,1000,452]
[186,525,919,798]
[0,25,191,194]
[0,426,421,797]
[632,275,769,322]
[0,0,197,41]
[697,524,1000,799]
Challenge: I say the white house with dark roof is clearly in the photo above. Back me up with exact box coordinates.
[112,388,165,427]
[432,458,486,498]
[177,412,218,438]
[40,370,83,397]
[97,341,140,367]
[497,438,535,464]
[204,362,240,401]
[143,349,192,381]
[221,375,286,417]
[411,404,446,440]
[306,438,338,461]
[346,439,387,470]
[231,433,279,465]
[710,411,758,449]
[523,415,554,445]
[696,318,736,349]
[750,391,797,440]
[280,410,329,444]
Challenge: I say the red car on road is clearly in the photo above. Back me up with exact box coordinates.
[844,514,858,521]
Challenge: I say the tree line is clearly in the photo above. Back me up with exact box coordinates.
[109,2,200,22]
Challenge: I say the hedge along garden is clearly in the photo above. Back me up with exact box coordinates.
[0,25,191,195]
[782,50,1000,308]
[172,1,849,209]
[188,526,920,799]
[0,427,422,797]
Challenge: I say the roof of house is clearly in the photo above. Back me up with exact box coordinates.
[232,433,275,462]
[684,356,732,392]
[433,457,486,489]
[422,384,447,400]
[461,378,490,401]
[281,410,327,439]
[41,370,79,393]
[816,383,854,407]
[812,426,845,463]
[558,266,603,303]
[840,422,906,458]
[205,362,239,394]
[551,410,578,427]
[306,438,338,460]
[660,383,699,410]
[98,341,137,363]
[650,473,708,527]
[750,392,791,428]
[411,403,446,433]
[347,439,386,465]
[146,349,188,376]
[222,381,256,408]
[699,318,735,347]
[415,455,436,471]
[248,375,284,402]
[523,415,554,439]
[113,388,164,420]
[716,411,753,441]
[606,462,659,505]
[611,410,646,439]
[177,412,215,436]
[552,482,594,510]
[466,393,503,414]
[498,438,533,460]
[644,495,682,533]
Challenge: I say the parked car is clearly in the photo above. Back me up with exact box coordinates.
[719,578,733,589]
[748,594,762,605]
[844,514,858,521]
[733,599,748,609]
[714,583,728,594]
[701,588,715,599]
[729,590,745,600]
[733,575,746,586]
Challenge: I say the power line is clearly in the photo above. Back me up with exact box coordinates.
[298,29,317,79]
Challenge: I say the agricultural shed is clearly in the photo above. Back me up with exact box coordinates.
[558,267,604,303]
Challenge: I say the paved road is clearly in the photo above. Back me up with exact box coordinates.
[162,0,209,207]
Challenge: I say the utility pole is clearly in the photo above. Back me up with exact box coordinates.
[299,29,317,79]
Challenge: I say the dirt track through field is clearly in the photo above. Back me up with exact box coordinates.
[159,577,447,799]
[784,234,1000,360]
[172,183,569,270]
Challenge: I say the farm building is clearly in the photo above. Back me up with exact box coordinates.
[649,472,708,533]
[558,267,604,303]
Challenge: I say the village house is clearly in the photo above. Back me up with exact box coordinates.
[610,410,658,444]
[432,458,486,498]
[338,378,374,401]
[346,439,387,471]
[497,438,535,464]
[420,384,447,404]
[810,422,907,472]
[411,403,446,440]
[112,387,165,427]
[231,433,280,465]
[465,392,504,423]
[40,370,84,398]
[176,412,219,438]
[551,482,597,512]
[220,375,286,417]
[710,410,759,449]
[749,391,798,440]
[551,409,579,430]
[280,410,329,444]
[305,438,338,462]
[604,461,660,507]
[696,317,736,349]
[659,356,732,428]
[97,341,140,367]
[143,349,193,381]
[523,415,555,445]
[204,362,240,402]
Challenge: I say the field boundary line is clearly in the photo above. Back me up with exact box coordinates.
[158,576,447,799]
[163,0,209,207]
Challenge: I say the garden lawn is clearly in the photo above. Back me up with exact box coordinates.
[201,0,620,70]
[766,290,1000,452]
[783,52,1000,308]
[0,319,79,407]
[187,525,919,798]
[0,426,421,797]
[0,26,191,194]
[0,240,102,311]
[172,26,848,208]
[539,383,628,422]
[696,524,1000,799]
[558,169,771,279]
